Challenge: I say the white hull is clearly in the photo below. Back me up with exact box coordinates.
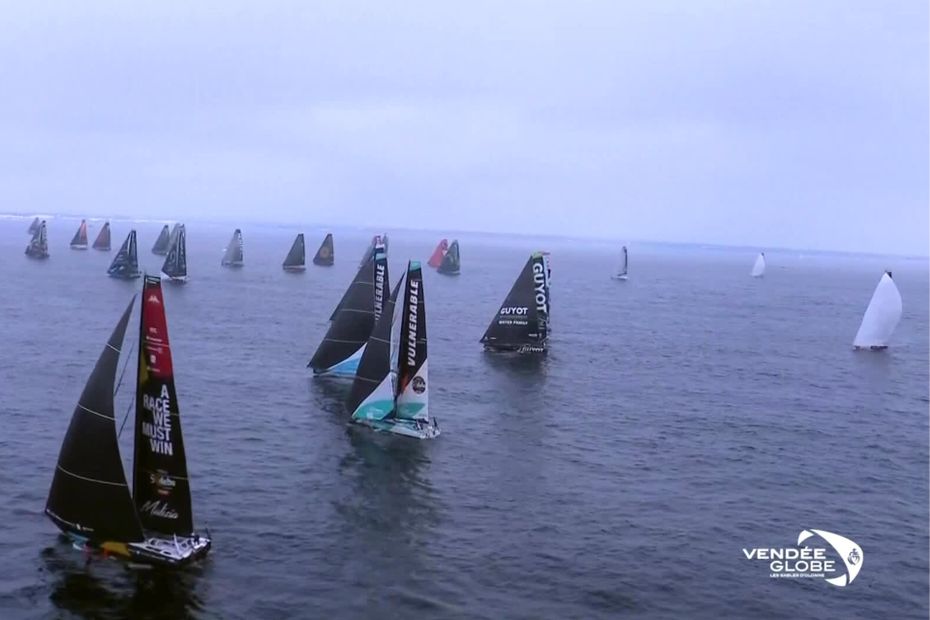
[353,417,440,440]
[612,274,628,281]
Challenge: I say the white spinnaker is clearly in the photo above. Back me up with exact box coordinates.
[853,273,902,349]
[751,253,766,277]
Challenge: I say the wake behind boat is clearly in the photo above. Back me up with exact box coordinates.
[70,220,89,250]
[283,234,306,271]
[93,222,111,251]
[45,278,211,567]
[853,271,903,350]
[480,252,550,353]
[25,220,49,259]
[107,230,142,279]
[612,245,629,281]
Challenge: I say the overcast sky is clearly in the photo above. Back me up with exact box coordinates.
[1,1,926,255]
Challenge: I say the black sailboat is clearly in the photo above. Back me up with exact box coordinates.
[25,220,49,259]
[161,224,187,281]
[93,222,111,251]
[313,233,335,266]
[107,230,142,279]
[70,220,89,250]
[152,225,171,255]
[283,234,305,271]
[309,242,388,376]
[480,252,550,353]
[222,229,244,267]
[28,216,41,235]
[45,283,211,567]
[437,240,461,275]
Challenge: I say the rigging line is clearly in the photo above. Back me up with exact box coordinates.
[114,339,136,438]
[118,397,133,439]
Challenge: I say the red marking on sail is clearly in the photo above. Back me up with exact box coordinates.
[142,281,174,378]
[427,239,448,268]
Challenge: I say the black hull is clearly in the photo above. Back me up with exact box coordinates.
[482,342,548,354]
[25,249,49,259]
[437,268,460,276]
[222,261,244,268]
[283,266,306,272]
[313,259,334,267]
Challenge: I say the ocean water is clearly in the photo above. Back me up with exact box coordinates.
[0,217,927,619]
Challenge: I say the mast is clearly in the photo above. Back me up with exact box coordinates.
[395,261,429,421]
[427,239,448,269]
[152,225,171,255]
[480,252,549,351]
[161,224,187,280]
[437,240,460,275]
[312,233,335,266]
[283,234,306,270]
[70,220,89,249]
[108,231,142,279]
[93,222,111,251]
[222,229,244,267]
[133,276,194,536]
[45,298,145,543]
[620,246,628,276]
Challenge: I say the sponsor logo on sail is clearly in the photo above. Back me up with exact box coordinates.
[406,279,419,367]
[147,294,160,304]
[141,384,174,456]
[374,260,386,320]
[150,470,176,496]
[412,375,426,394]
[532,261,547,315]
[140,500,180,520]
[500,307,528,315]
[743,530,864,586]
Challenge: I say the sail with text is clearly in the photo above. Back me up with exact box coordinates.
[222,229,244,267]
[310,242,388,376]
[25,220,49,259]
[70,220,89,250]
[151,225,171,255]
[107,230,142,279]
[161,224,187,281]
[480,252,550,353]
[313,233,335,266]
[437,240,461,275]
[134,276,194,536]
[28,217,40,235]
[427,239,448,268]
[93,222,111,251]
[283,234,305,271]
[612,246,628,280]
[751,252,766,278]
[853,271,903,351]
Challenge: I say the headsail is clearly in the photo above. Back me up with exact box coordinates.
[283,234,306,270]
[25,221,49,259]
[853,271,903,350]
[619,246,628,277]
[437,240,460,275]
[152,225,171,255]
[70,220,89,249]
[222,229,244,267]
[396,262,429,421]
[751,252,766,278]
[93,222,111,251]
[358,234,381,269]
[313,233,335,266]
[28,216,40,235]
[427,239,448,268]
[161,224,187,280]
[480,252,549,352]
[107,231,142,279]
[133,276,194,536]
[45,298,144,543]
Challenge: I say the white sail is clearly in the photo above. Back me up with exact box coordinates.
[613,246,629,280]
[853,272,902,350]
[751,252,766,278]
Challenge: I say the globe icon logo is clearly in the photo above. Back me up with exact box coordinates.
[848,549,861,565]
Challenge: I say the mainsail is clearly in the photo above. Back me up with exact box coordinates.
[45,298,145,544]
[134,276,194,536]
[152,225,171,255]
[313,233,335,266]
[480,252,550,352]
[283,234,306,271]
[751,252,766,278]
[108,231,142,279]
[70,220,89,249]
[310,243,388,375]
[396,262,429,421]
[358,234,381,268]
[161,224,187,280]
[222,229,244,267]
[853,271,903,350]
[93,222,111,251]
[28,217,40,235]
[437,240,460,275]
[25,221,49,259]
[613,246,629,279]
[427,239,448,268]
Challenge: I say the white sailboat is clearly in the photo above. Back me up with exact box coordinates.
[853,271,902,350]
[750,252,766,278]
[612,246,629,281]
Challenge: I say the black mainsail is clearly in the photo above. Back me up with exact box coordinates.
[396,261,429,421]
[222,229,244,267]
[437,240,461,275]
[283,234,305,271]
[152,225,171,255]
[161,224,187,280]
[480,252,550,352]
[108,231,142,279]
[133,276,194,536]
[313,233,335,266]
[93,222,111,251]
[70,220,89,249]
[25,221,49,259]
[46,298,145,544]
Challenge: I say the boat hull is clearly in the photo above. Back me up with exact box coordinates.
[70,245,88,250]
[612,274,628,281]
[352,417,440,439]
[283,266,306,272]
[483,342,548,354]
[108,272,142,280]
[854,345,889,351]
[61,531,211,568]
[222,261,244,268]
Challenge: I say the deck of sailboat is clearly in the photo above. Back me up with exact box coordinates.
[351,416,440,439]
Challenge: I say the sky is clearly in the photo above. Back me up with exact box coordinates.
[0,1,927,255]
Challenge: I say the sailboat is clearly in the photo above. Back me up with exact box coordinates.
[612,246,629,281]
[358,234,381,269]
[437,240,461,275]
[28,216,41,235]
[427,239,448,268]
[152,225,171,255]
[853,271,903,350]
[347,260,439,439]
[222,229,244,268]
[107,231,142,279]
[480,252,550,353]
[313,233,335,266]
[161,224,188,282]
[751,252,766,278]
[93,222,111,251]
[70,220,89,250]
[309,241,388,377]
[283,234,306,271]
[25,220,49,259]
[45,278,211,567]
